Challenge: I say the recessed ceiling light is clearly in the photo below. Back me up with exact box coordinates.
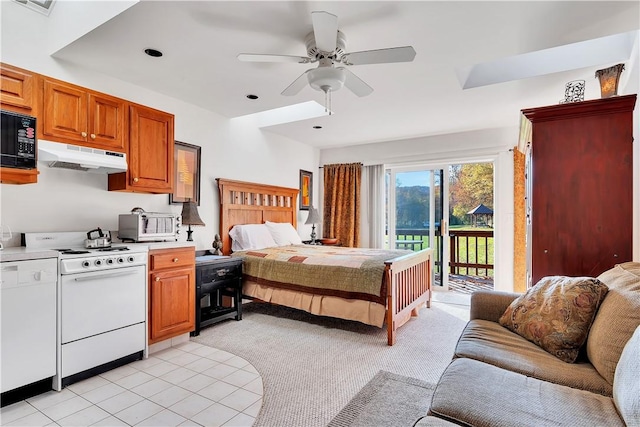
[144,48,163,58]
[313,125,323,129]
[246,94,259,100]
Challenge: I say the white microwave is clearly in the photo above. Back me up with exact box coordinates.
[118,212,181,242]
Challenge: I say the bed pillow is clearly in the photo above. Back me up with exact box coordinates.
[265,221,303,246]
[498,276,608,363]
[229,224,277,251]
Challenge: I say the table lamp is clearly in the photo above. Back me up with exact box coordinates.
[305,207,321,244]
[181,200,205,241]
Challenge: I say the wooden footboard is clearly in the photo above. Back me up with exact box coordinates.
[385,248,432,345]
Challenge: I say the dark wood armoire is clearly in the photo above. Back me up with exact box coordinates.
[522,94,636,285]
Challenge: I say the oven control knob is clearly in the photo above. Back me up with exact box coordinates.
[127,256,135,263]
[117,257,125,263]
[94,259,103,266]
[82,260,90,268]
[106,258,114,265]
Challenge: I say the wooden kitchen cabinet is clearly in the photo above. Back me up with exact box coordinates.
[108,103,174,194]
[1,63,39,184]
[40,77,127,151]
[521,94,636,286]
[1,63,36,115]
[0,168,38,185]
[148,247,195,344]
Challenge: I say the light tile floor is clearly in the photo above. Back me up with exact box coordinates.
[0,342,262,427]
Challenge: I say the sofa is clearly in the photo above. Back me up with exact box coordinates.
[415,261,640,427]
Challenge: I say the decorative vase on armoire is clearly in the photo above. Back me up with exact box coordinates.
[521,94,637,286]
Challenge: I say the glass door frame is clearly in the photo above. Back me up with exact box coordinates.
[387,164,450,290]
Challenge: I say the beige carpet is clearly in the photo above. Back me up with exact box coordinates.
[192,300,468,427]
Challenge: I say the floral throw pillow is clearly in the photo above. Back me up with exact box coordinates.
[499,276,609,363]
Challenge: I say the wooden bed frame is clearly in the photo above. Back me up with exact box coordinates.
[217,178,432,345]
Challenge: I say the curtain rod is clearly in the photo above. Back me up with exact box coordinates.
[318,162,364,169]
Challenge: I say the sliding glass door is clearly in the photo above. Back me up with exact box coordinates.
[386,167,448,289]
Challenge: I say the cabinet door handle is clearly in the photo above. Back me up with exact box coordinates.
[173,258,179,263]
[155,277,160,282]
[81,131,87,138]
[133,177,139,183]
[90,133,96,139]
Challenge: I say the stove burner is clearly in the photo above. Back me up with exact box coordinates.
[96,247,129,252]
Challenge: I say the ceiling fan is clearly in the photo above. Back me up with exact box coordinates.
[237,11,416,99]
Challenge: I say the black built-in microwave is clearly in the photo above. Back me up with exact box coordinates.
[1,110,37,169]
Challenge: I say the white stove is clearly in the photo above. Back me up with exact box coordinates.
[23,232,148,274]
[22,231,148,390]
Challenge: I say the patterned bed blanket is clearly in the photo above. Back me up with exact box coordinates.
[231,245,412,304]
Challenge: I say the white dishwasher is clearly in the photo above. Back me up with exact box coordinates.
[1,257,57,393]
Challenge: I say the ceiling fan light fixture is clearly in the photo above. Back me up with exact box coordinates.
[307,67,347,93]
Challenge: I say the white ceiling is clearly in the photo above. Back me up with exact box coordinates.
[51,1,640,149]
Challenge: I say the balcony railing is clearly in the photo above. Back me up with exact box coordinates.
[389,228,494,278]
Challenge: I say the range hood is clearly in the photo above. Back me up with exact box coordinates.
[38,140,127,174]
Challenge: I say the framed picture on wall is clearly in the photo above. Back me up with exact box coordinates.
[299,169,312,210]
[169,141,201,205]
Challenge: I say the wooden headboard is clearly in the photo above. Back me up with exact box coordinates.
[217,178,299,255]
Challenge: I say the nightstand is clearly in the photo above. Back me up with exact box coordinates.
[191,254,243,336]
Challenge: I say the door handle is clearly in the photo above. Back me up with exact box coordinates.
[74,270,137,282]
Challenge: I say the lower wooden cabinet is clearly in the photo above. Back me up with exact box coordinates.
[148,247,195,344]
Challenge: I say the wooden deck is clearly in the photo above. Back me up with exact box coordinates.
[435,274,494,294]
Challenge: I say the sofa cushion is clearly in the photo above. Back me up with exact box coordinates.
[429,358,624,427]
[613,325,640,425]
[587,262,640,385]
[499,276,608,363]
[454,319,612,396]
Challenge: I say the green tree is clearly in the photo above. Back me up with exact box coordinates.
[450,163,493,225]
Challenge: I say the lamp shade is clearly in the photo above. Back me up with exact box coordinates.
[181,201,205,226]
[595,63,625,98]
[305,207,321,225]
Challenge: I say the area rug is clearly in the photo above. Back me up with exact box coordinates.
[327,370,435,427]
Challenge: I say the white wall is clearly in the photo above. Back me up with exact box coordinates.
[0,1,319,250]
[622,33,640,262]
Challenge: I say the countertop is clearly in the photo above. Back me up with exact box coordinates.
[0,247,59,262]
[0,242,196,263]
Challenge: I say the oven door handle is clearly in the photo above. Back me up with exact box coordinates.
[73,270,139,282]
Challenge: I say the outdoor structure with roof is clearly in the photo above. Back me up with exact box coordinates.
[467,204,494,227]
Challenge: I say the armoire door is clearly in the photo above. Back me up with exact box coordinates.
[523,94,636,284]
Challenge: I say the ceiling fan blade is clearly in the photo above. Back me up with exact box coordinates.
[281,70,312,96]
[342,46,416,65]
[341,68,373,97]
[238,53,310,64]
[311,11,338,53]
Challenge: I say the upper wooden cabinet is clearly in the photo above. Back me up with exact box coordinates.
[40,77,127,152]
[0,63,36,114]
[0,63,176,192]
[108,104,174,194]
[1,64,38,184]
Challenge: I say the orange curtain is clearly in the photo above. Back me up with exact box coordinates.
[323,163,362,247]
